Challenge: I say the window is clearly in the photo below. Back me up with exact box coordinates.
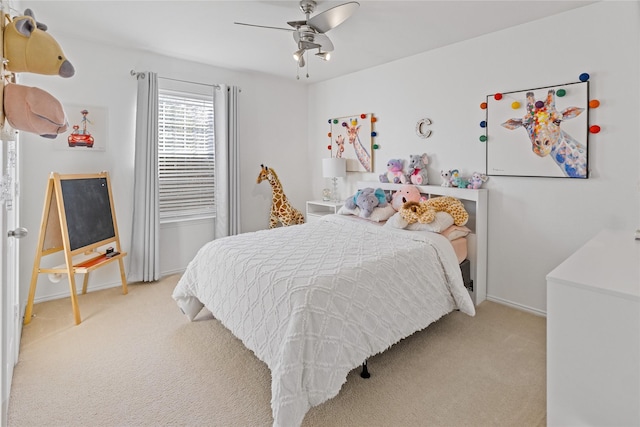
[158,90,215,222]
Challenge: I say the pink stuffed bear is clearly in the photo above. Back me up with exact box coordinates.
[391,184,422,210]
[379,159,408,184]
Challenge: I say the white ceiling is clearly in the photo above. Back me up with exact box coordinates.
[24,0,596,83]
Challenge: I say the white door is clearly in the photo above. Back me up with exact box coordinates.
[1,132,22,426]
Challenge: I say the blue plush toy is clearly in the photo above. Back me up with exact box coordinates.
[450,169,469,188]
[345,187,388,217]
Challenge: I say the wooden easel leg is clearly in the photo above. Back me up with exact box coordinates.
[25,179,54,325]
[23,262,41,325]
[68,275,82,325]
[82,273,89,294]
[118,258,128,295]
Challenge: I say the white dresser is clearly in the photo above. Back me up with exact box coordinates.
[546,229,640,426]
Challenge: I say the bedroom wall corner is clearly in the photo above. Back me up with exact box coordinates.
[18,33,309,304]
[306,1,640,314]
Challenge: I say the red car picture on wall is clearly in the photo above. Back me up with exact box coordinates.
[68,109,95,147]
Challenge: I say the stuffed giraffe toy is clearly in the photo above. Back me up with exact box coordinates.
[257,164,305,228]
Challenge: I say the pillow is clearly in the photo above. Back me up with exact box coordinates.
[441,225,472,241]
[383,212,409,229]
[338,204,396,222]
[406,211,454,232]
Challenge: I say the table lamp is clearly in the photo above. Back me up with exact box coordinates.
[322,157,347,202]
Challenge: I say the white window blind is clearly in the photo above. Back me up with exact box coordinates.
[158,90,215,221]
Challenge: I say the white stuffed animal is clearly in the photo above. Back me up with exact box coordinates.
[440,169,452,187]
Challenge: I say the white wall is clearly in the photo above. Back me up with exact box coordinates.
[308,1,640,314]
[19,34,309,304]
[16,1,640,315]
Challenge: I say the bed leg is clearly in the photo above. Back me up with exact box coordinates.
[360,360,371,379]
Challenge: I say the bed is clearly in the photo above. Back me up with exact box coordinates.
[172,182,487,427]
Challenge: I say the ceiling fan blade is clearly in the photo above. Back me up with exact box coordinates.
[234,22,293,32]
[308,1,359,34]
[314,33,334,52]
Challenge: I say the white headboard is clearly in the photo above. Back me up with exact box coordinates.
[356,181,488,306]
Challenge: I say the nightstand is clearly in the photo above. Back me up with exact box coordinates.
[305,200,343,222]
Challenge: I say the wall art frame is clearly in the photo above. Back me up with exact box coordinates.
[329,113,373,172]
[485,81,589,179]
[54,104,108,152]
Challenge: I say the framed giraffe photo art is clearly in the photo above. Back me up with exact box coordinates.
[485,81,589,178]
[329,114,373,172]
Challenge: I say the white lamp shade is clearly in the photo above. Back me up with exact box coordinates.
[322,157,347,178]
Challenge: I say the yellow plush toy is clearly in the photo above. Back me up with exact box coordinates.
[3,9,75,77]
[400,196,469,226]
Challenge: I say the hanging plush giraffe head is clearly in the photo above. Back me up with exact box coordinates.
[501,90,584,158]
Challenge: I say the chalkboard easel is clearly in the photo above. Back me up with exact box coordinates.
[24,172,128,325]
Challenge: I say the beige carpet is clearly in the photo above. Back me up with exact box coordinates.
[9,274,546,427]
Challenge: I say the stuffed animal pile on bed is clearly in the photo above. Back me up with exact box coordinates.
[384,184,470,234]
[399,196,469,226]
[2,8,74,138]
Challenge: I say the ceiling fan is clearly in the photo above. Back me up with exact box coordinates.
[235,0,359,75]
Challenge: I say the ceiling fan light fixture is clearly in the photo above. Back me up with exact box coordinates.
[298,54,306,68]
[293,48,306,62]
[316,50,331,61]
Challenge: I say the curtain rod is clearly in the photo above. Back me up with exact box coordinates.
[130,70,220,89]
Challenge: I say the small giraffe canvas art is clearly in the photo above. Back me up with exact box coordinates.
[486,81,589,178]
[330,114,373,172]
[257,164,305,228]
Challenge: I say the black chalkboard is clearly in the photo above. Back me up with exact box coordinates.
[60,177,116,251]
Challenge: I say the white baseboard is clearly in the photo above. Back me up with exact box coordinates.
[31,280,124,305]
[486,295,547,317]
[30,269,186,305]
[160,268,186,277]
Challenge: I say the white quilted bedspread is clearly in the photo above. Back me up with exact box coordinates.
[172,215,475,427]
